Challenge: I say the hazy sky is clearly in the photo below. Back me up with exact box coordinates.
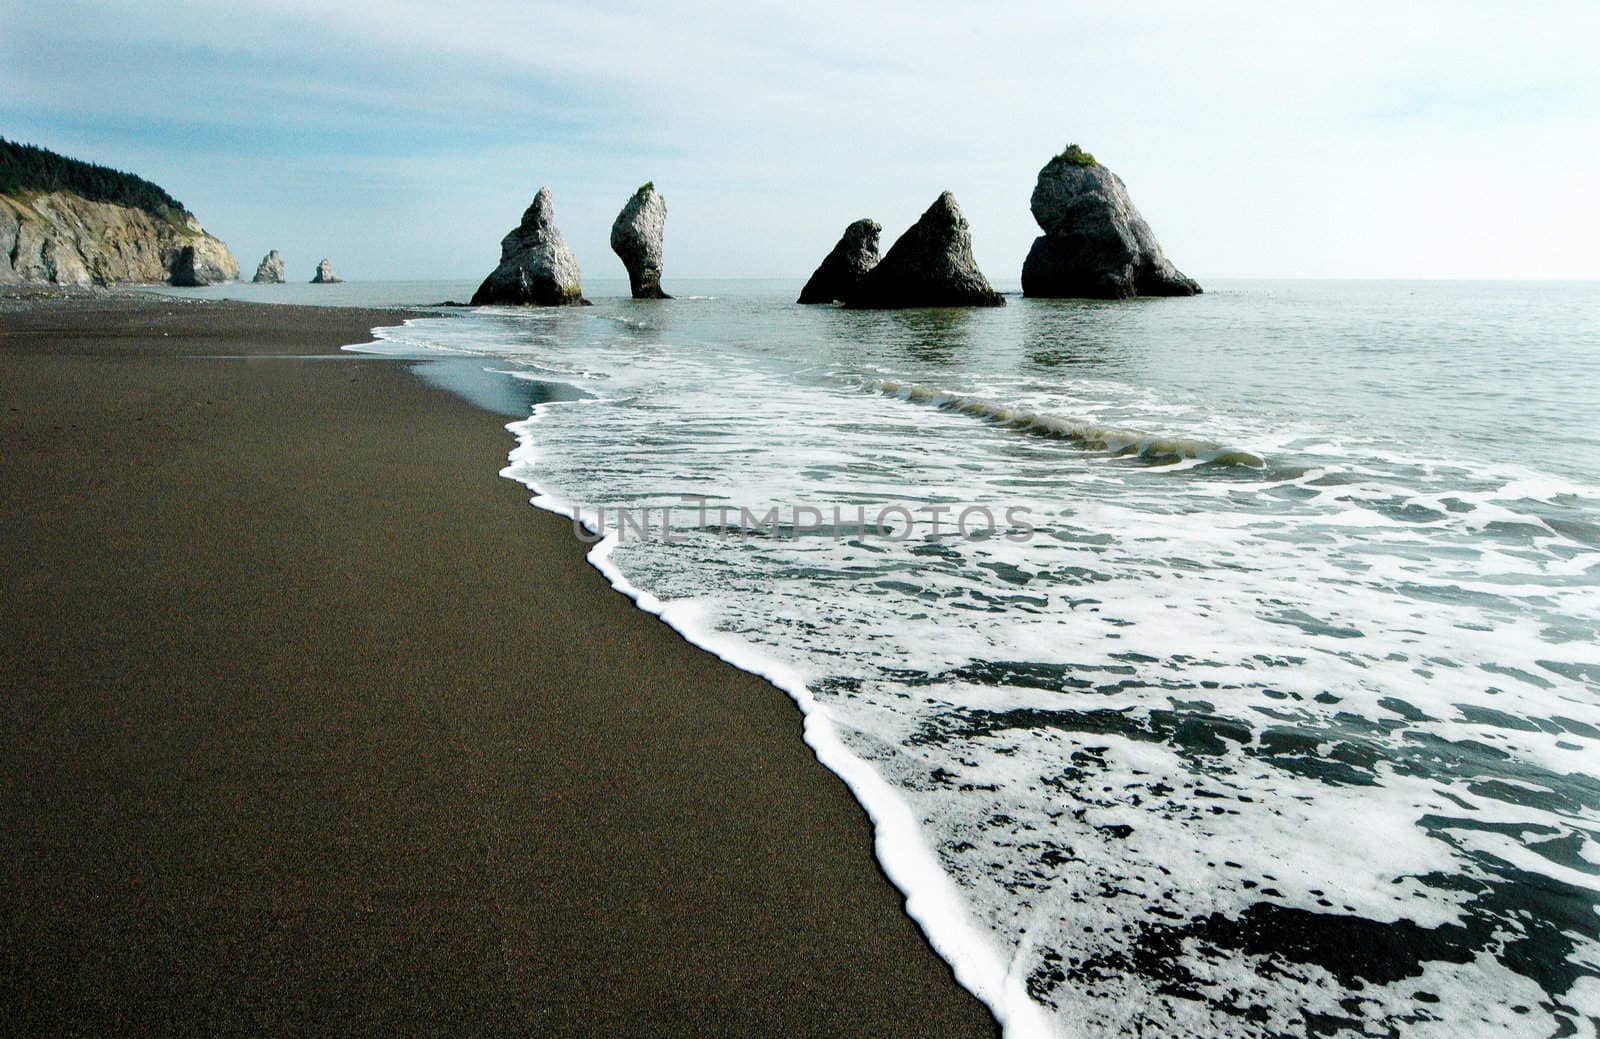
[4,1,1597,281]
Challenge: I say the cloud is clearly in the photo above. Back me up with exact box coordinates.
[3,0,1598,279]
[1363,82,1584,124]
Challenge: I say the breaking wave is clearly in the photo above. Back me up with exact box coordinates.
[872,378,1267,468]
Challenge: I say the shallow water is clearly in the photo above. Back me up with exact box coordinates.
[353,279,1600,1037]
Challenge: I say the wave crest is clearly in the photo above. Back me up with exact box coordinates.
[872,379,1266,468]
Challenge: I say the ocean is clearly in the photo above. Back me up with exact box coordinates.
[166,278,1600,1036]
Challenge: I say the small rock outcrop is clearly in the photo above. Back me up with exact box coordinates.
[310,259,342,284]
[610,182,670,299]
[252,250,286,283]
[1021,145,1199,299]
[168,245,209,286]
[843,193,1003,309]
[471,187,587,306]
[797,219,880,304]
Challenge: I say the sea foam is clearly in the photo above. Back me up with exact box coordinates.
[357,281,1600,1037]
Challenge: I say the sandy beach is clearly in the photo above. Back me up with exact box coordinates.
[0,290,998,1037]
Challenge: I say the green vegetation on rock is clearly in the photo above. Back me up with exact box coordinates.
[0,138,189,219]
[1053,143,1097,168]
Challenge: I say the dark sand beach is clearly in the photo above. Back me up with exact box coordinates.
[0,291,998,1037]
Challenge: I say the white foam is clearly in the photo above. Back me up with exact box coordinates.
[368,289,1600,1037]
[500,397,1058,1038]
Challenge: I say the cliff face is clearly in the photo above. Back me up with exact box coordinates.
[0,191,238,286]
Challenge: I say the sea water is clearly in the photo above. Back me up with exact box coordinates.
[346,279,1598,1037]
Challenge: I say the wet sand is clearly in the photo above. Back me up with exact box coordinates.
[0,290,999,1036]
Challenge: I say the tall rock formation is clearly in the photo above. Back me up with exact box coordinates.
[610,182,670,299]
[797,219,880,304]
[253,249,286,284]
[310,259,342,284]
[471,187,587,306]
[169,245,209,286]
[1020,145,1199,299]
[844,193,1003,309]
[0,140,237,286]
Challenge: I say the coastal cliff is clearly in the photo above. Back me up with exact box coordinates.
[0,139,237,286]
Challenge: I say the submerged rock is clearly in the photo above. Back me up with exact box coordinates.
[797,218,880,304]
[168,245,209,286]
[844,193,1003,309]
[471,187,587,306]
[310,258,342,284]
[1021,144,1199,299]
[610,182,670,299]
[252,249,286,284]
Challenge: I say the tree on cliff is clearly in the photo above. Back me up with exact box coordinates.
[0,138,189,220]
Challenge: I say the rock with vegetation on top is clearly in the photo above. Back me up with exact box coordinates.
[252,249,286,284]
[471,187,587,306]
[843,193,1003,309]
[1021,144,1199,300]
[0,139,238,287]
[610,182,671,299]
[310,258,342,284]
[797,218,881,304]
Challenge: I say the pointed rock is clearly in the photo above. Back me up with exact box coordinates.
[844,193,1003,309]
[472,188,587,306]
[610,182,671,299]
[797,219,881,304]
[252,249,286,284]
[168,245,210,287]
[1021,145,1199,299]
[310,258,342,284]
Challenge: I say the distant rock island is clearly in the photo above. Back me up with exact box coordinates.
[1021,145,1199,299]
[845,192,1003,309]
[610,183,670,299]
[253,249,286,284]
[310,259,342,284]
[472,187,587,306]
[798,219,880,304]
[0,138,237,287]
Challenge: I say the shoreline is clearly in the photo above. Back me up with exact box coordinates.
[483,357,1052,1037]
[0,291,999,1036]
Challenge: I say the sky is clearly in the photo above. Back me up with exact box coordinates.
[3,1,1597,282]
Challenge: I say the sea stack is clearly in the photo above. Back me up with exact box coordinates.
[471,187,587,306]
[844,193,1003,309]
[609,182,670,299]
[252,249,286,284]
[168,245,209,287]
[310,259,342,284]
[1021,145,1199,299]
[797,219,880,304]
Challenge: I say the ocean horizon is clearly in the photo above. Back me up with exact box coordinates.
[142,275,1600,311]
